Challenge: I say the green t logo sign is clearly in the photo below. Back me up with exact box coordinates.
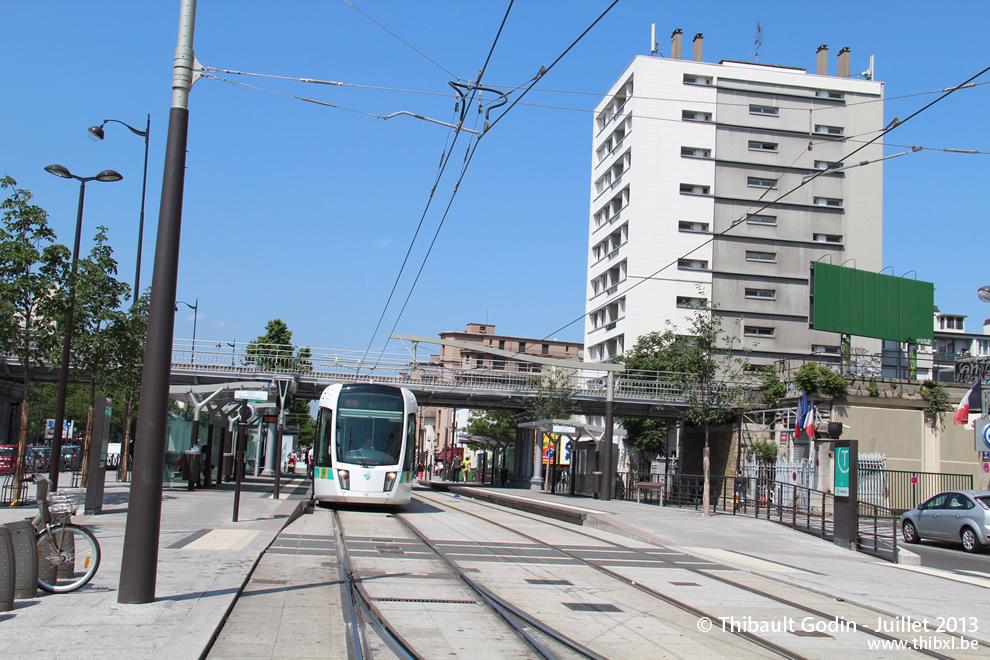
[834,446,850,497]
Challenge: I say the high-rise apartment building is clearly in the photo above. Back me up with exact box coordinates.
[585,32,884,366]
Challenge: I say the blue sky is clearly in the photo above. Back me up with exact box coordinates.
[3,1,988,357]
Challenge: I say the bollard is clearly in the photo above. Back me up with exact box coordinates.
[4,521,38,599]
[0,526,14,611]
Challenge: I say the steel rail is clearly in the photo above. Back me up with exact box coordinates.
[423,491,959,660]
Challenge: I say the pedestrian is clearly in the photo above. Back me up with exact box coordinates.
[462,457,471,482]
[307,445,314,478]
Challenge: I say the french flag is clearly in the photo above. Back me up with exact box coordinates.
[803,402,816,440]
[954,382,981,426]
[794,392,809,439]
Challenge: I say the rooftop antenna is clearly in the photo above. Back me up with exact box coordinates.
[753,21,763,61]
[650,23,659,56]
[860,54,875,80]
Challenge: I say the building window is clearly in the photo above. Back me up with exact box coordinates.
[978,340,990,356]
[748,140,778,152]
[814,197,843,207]
[676,296,708,309]
[940,316,965,331]
[813,233,843,243]
[678,259,709,271]
[679,221,709,233]
[683,74,713,86]
[746,250,776,263]
[814,160,844,171]
[518,342,526,354]
[815,90,845,100]
[682,110,712,122]
[746,214,777,226]
[745,288,776,300]
[812,345,841,354]
[814,124,844,136]
[498,340,505,350]
[749,104,779,116]
[680,183,710,196]
[747,176,776,189]
[681,146,711,159]
[744,326,775,337]
[541,344,549,355]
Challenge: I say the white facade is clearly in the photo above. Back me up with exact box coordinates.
[585,43,885,365]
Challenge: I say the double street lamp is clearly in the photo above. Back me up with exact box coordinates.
[88,116,150,305]
[43,164,123,489]
[176,298,198,363]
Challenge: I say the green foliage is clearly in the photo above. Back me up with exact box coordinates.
[919,380,951,428]
[868,378,880,397]
[793,362,848,398]
[759,365,786,408]
[524,368,577,421]
[748,438,779,464]
[466,409,517,440]
[245,319,312,372]
[621,417,670,457]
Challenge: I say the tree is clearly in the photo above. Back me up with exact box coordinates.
[246,320,315,442]
[64,227,129,486]
[0,176,69,496]
[466,409,517,440]
[614,330,694,464]
[105,292,150,476]
[245,319,311,372]
[674,305,749,517]
[524,367,577,421]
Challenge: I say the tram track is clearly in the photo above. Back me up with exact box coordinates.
[408,490,980,659]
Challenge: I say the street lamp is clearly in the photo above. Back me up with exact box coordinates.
[44,163,123,489]
[176,298,198,363]
[88,116,151,305]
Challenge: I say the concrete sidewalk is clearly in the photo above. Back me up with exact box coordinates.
[0,471,310,659]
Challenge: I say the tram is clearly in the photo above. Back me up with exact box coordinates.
[312,382,418,505]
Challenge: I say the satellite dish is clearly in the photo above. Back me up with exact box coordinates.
[979,286,990,303]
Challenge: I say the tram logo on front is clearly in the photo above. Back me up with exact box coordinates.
[363,473,371,481]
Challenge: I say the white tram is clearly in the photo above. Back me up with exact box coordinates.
[312,383,418,505]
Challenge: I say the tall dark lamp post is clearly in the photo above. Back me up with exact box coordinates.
[88,116,150,305]
[176,298,198,363]
[43,164,123,490]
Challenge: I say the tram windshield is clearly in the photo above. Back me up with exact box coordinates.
[336,391,404,467]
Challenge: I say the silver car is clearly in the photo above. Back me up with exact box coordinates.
[900,491,990,553]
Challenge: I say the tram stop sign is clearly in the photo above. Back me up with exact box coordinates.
[975,419,990,452]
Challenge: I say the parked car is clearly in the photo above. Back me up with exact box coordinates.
[0,445,15,474]
[900,491,990,553]
[60,444,82,471]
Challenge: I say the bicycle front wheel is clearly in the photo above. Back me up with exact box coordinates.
[36,524,101,593]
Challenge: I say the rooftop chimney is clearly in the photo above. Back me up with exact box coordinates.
[693,33,704,61]
[837,47,851,78]
[671,29,683,59]
[816,44,828,75]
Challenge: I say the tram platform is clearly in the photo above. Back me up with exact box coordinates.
[423,479,990,649]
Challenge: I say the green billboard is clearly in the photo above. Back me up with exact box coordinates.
[810,263,934,344]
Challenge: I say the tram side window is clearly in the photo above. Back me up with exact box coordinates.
[404,413,416,472]
[315,408,333,467]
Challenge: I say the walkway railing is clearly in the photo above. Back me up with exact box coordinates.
[620,472,900,562]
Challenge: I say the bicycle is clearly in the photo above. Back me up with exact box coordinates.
[25,474,101,593]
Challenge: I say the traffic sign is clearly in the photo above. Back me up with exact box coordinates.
[984,463,990,474]
[976,419,990,452]
[235,390,269,402]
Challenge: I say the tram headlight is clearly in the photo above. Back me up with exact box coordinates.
[337,469,350,490]
[384,471,398,491]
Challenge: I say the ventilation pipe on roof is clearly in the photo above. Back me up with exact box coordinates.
[693,33,703,61]
[837,47,851,78]
[671,29,683,59]
[816,44,829,75]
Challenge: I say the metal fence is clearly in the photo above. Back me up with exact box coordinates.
[620,472,900,562]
